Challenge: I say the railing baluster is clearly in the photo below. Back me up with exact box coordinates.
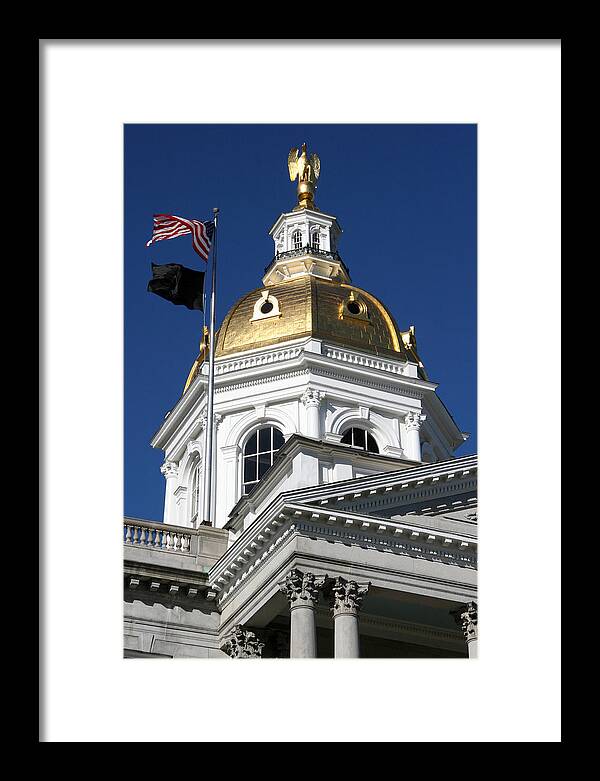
[124,522,196,554]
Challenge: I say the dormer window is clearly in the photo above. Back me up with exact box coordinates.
[292,230,303,250]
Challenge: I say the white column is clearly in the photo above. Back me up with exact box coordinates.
[404,411,426,461]
[301,388,323,439]
[452,601,478,659]
[160,460,179,524]
[331,577,370,658]
[279,569,327,658]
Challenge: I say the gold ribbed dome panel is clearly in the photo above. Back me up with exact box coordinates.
[214,277,408,359]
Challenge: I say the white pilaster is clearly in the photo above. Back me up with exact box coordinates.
[404,411,426,462]
[301,388,323,439]
[160,460,179,525]
[173,485,188,526]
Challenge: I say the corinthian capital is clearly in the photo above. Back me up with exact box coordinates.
[222,625,265,659]
[405,410,426,431]
[330,577,370,616]
[160,460,179,478]
[451,601,478,643]
[279,568,327,608]
[301,388,323,408]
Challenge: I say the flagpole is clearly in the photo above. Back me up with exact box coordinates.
[202,208,219,526]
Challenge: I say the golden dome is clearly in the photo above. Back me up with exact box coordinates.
[215,276,409,359]
[182,273,428,394]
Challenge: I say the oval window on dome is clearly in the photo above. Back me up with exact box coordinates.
[340,427,379,453]
[251,292,281,322]
[342,294,369,321]
[243,426,285,494]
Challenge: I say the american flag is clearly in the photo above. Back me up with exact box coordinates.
[146,214,215,261]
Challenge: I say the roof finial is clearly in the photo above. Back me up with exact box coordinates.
[287,143,321,211]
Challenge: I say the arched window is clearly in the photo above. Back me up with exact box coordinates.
[190,462,201,524]
[311,230,320,249]
[243,426,285,494]
[292,230,303,250]
[340,427,379,454]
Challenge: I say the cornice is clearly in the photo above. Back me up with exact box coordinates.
[269,208,341,236]
[339,477,477,517]
[215,368,310,395]
[281,454,477,506]
[150,339,447,451]
[210,499,477,608]
[123,567,214,599]
[212,352,432,400]
[150,374,207,450]
[423,392,470,449]
[226,434,422,524]
[228,453,477,528]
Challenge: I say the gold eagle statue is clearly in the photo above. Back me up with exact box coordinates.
[288,143,321,210]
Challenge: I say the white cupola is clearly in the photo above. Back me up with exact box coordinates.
[265,207,347,286]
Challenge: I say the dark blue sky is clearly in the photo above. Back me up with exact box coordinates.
[125,124,477,521]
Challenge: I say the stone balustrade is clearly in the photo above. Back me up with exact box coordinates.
[123,519,193,554]
[215,346,303,376]
[324,346,408,375]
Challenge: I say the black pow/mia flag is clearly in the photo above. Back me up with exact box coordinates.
[147,263,205,311]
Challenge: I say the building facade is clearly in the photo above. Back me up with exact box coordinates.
[124,146,477,659]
